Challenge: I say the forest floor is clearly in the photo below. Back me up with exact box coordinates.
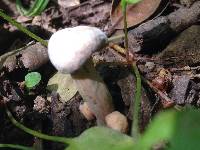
[0,0,200,149]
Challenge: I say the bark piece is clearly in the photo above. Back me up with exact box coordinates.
[170,75,190,104]
[158,25,200,67]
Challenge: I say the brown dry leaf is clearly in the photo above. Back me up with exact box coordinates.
[111,0,161,29]
[0,47,24,70]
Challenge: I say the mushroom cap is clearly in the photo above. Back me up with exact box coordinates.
[48,26,108,74]
[105,111,128,133]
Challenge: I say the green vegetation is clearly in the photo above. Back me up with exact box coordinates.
[0,10,48,46]
[121,0,142,139]
[4,106,200,150]
[16,0,49,17]
[25,72,42,89]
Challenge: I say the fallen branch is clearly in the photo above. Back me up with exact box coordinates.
[128,1,200,53]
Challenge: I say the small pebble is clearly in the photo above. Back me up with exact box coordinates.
[145,62,155,71]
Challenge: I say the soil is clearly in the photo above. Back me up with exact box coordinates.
[0,0,200,149]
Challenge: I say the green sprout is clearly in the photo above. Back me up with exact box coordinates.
[121,0,142,140]
[121,0,141,10]
[16,0,49,17]
[25,72,41,89]
[121,0,141,62]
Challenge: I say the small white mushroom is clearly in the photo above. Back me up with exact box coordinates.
[48,26,114,125]
[105,111,128,133]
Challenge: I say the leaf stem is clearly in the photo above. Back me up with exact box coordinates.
[121,1,141,139]
[0,144,34,150]
[6,109,72,145]
[131,62,142,139]
[123,4,129,62]
[0,10,48,47]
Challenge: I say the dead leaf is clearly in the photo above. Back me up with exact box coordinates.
[20,42,48,71]
[58,0,80,8]
[0,47,24,70]
[111,0,161,29]
[47,73,78,103]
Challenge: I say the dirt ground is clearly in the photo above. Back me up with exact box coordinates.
[0,0,200,149]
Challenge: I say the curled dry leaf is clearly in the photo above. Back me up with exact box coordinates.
[151,68,172,92]
[151,68,174,108]
[0,47,24,70]
[3,42,48,72]
[111,0,161,29]
[20,42,48,70]
[47,73,78,103]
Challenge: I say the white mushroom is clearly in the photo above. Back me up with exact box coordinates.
[105,111,128,133]
[48,26,114,125]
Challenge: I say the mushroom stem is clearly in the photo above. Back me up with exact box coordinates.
[71,58,114,125]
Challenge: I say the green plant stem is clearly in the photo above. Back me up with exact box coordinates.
[6,109,72,145]
[131,62,142,140]
[0,144,34,150]
[121,2,141,139]
[123,4,129,62]
[0,10,48,47]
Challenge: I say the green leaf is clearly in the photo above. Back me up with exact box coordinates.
[136,108,200,150]
[121,0,127,11]
[16,0,49,17]
[67,127,135,150]
[25,72,41,88]
[168,108,200,150]
[136,110,176,150]
[126,0,141,4]
[121,0,142,11]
